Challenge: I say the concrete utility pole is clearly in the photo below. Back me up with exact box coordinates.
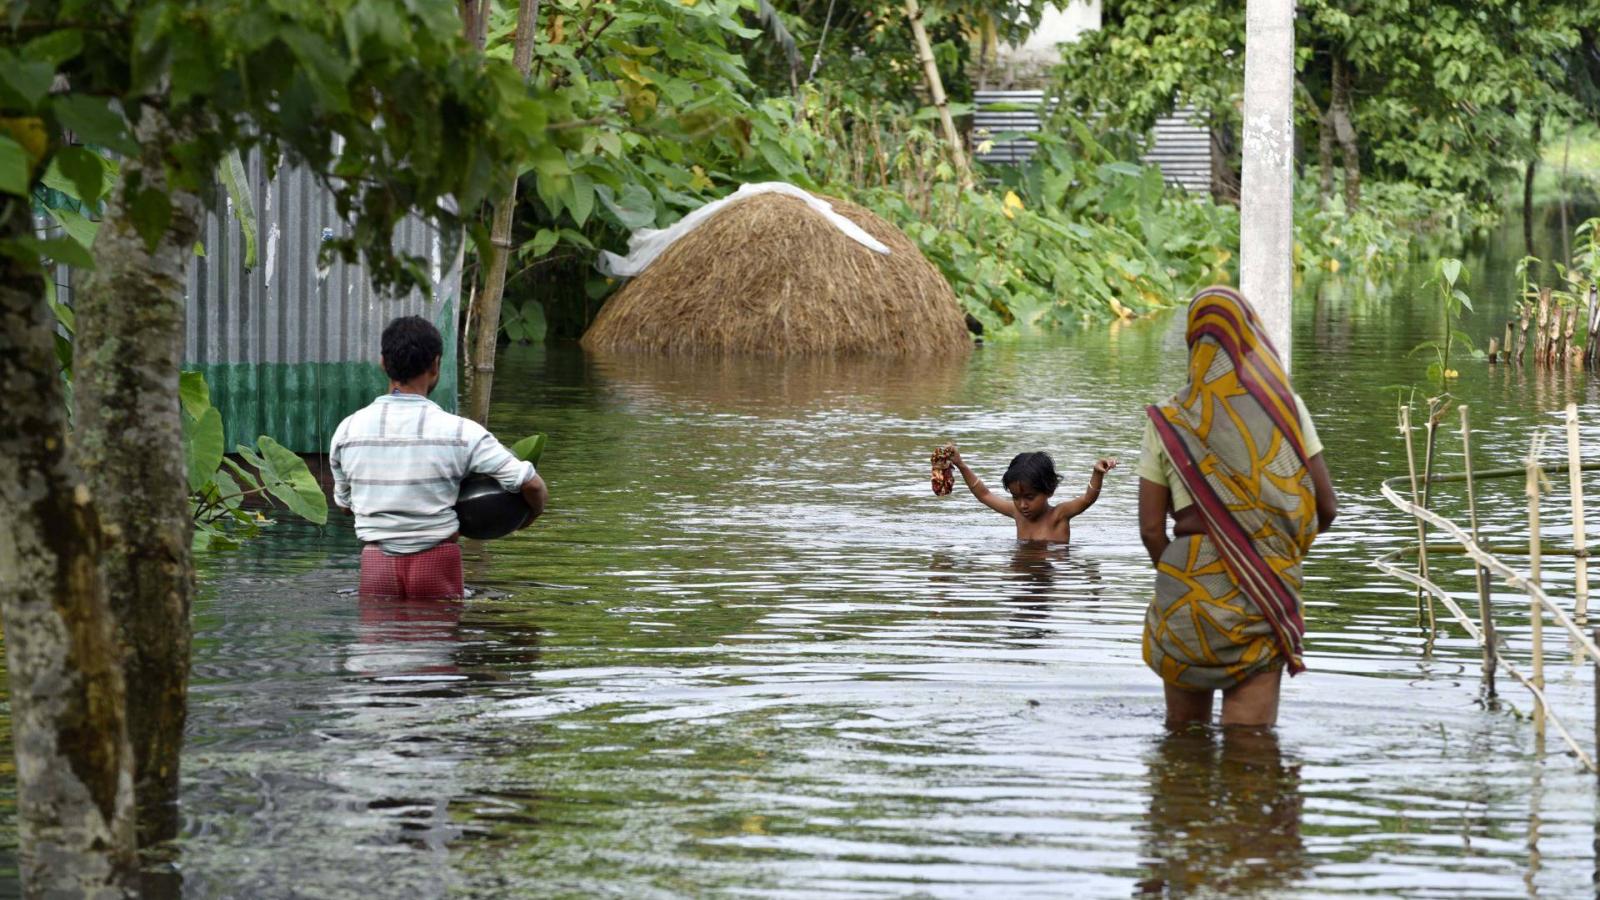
[1239,0,1295,368]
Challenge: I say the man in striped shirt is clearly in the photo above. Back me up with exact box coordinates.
[331,316,547,599]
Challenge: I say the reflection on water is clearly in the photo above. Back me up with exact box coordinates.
[1,219,1599,896]
[1137,727,1306,898]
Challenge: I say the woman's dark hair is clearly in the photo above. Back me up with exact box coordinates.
[1003,452,1060,495]
[381,316,443,383]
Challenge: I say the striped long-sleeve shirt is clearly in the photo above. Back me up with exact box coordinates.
[330,393,535,554]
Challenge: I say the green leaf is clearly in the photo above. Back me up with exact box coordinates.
[1451,288,1473,312]
[569,172,595,227]
[0,134,28,195]
[22,235,94,268]
[179,370,212,418]
[510,433,547,465]
[1440,258,1462,287]
[596,183,656,230]
[183,406,224,493]
[218,149,257,267]
[47,206,98,250]
[0,52,53,110]
[527,228,559,258]
[51,95,137,155]
[253,435,328,524]
[23,29,84,67]
[130,186,172,253]
[45,146,108,203]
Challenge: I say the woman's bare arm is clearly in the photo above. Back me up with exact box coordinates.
[1139,478,1172,567]
[1308,453,1337,533]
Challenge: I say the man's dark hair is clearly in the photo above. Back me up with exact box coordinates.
[1003,452,1060,495]
[381,316,443,383]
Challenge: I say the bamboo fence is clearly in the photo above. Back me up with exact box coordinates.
[1373,401,1598,771]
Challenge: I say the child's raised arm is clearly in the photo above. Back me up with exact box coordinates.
[951,446,1015,518]
[1055,458,1117,520]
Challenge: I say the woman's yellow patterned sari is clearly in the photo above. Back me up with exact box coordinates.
[1142,287,1320,690]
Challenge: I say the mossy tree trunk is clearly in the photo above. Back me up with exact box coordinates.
[0,200,139,895]
[73,106,205,847]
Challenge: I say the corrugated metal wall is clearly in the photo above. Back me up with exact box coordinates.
[972,91,1214,193]
[182,152,462,453]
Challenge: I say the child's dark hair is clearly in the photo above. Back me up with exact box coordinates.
[1003,452,1060,495]
[381,315,443,383]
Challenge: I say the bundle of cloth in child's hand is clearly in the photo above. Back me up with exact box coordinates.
[930,445,955,496]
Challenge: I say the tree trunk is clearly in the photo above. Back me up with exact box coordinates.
[1330,53,1359,211]
[466,0,540,426]
[1209,122,1241,204]
[73,105,205,848]
[0,200,139,895]
[1524,118,1542,259]
[1317,107,1334,208]
[903,0,973,191]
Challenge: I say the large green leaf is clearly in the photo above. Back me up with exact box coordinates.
[218,149,257,267]
[0,134,28,196]
[252,435,328,524]
[183,406,224,493]
[179,370,212,418]
[510,432,547,465]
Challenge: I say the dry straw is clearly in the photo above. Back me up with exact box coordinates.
[581,191,971,357]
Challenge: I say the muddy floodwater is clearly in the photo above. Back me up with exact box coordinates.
[4,224,1600,897]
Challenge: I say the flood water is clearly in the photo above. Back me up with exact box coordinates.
[6,221,1600,897]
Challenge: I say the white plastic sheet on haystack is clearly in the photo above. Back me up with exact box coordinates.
[595,182,891,278]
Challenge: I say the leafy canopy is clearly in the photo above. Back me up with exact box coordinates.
[1,0,563,292]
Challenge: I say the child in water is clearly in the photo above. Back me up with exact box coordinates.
[949,448,1117,542]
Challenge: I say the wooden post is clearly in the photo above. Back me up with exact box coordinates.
[1570,403,1589,617]
[1537,290,1551,365]
[1402,405,1433,631]
[1461,405,1497,696]
[1504,320,1515,365]
[903,0,973,191]
[1562,305,1578,365]
[1519,303,1532,365]
[1585,285,1598,368]
[1488,337,1500,364]
[1529,436,1546,732]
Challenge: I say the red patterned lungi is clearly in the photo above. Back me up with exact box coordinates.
[359,540,464,600]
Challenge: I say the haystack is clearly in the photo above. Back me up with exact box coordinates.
[580,192,970,356]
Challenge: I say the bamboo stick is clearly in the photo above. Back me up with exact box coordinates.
[1406,459,1600,485]
[1488,337,1501,364]
[1505,320,1516,366]
[1378,477,1600,661]
[1461,406,1497,695]
[1529,434,1546,732]
[1395,542,1595,559]
[1401,405,1433,631]
[1371,548,1594,770]
[1569,404,1589,617]
[903,0,973,191]
[1419,403,1443,636]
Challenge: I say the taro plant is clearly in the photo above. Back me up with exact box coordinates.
[180,371,327,551]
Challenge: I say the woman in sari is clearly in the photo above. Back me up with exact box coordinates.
[1137,287,1338,727]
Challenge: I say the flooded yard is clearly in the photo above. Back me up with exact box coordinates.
[6,228,1600,897]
